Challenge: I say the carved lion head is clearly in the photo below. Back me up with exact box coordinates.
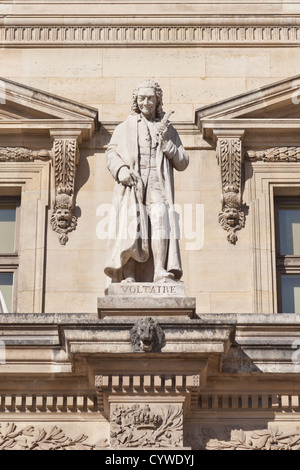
[130,317,165,353]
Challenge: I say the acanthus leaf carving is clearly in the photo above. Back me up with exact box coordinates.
[53,138,79,195]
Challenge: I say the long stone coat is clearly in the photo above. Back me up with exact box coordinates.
[104,113,189,283]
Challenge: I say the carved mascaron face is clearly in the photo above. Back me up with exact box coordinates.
[55,207,73,229]
[223,207,239,227]
[137,87,157,120]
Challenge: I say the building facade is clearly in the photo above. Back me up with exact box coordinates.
[0,0,300,450]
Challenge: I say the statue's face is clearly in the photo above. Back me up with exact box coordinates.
[137,87,157,119]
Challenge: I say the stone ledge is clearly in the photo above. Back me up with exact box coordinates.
[0,313,299,326]
[1,314,300,375]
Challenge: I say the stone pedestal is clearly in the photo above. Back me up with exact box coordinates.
[97,283,199,448]
[98,282,196,319]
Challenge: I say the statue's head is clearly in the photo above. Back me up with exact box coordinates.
[131,79,164,119]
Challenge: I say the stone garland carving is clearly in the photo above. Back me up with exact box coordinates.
[246,147,300,162]
[0,147,50,162]
[0,422,108,450]
[110,404,183,448]
[51,138,79,245]
[206,427,300,451]
[217,138,245,244]
[186,426,300,450]
[2,25,300,46]
[130,317,166,353]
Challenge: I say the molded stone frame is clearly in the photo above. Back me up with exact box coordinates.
[0,162,50,313]
[245,162,300,314]
[196,74,300,311]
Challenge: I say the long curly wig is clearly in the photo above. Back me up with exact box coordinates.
[131,79,164,118]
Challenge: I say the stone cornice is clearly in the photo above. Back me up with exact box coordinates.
[2,0,300,16]
[0,314,299,376]
[4,16,300,25]
[2,23,300,46]
[1,312,300,326]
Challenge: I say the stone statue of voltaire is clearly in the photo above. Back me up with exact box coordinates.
[104,79,189,285]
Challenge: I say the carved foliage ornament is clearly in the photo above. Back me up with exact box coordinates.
[0,422,108,450]
[246,146,300,162]
[130,316,166,353]
[217,138,245,244]
[51,138,79,245]
[206,427,300,451]
[110,404,183,448]
[0,147,50,162]
[186,426,300,451]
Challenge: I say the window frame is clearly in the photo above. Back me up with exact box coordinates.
[0,196,20,313]
[274,196,300,313]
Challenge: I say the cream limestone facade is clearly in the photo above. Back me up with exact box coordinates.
[0,0,300,451]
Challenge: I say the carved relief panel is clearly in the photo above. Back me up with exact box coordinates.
[110,403,183,449]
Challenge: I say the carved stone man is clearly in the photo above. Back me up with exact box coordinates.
[104,79,189,284]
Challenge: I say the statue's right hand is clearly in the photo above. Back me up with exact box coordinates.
[118,166,138,187]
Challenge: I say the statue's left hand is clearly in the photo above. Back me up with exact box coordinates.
[156,128,169,151]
